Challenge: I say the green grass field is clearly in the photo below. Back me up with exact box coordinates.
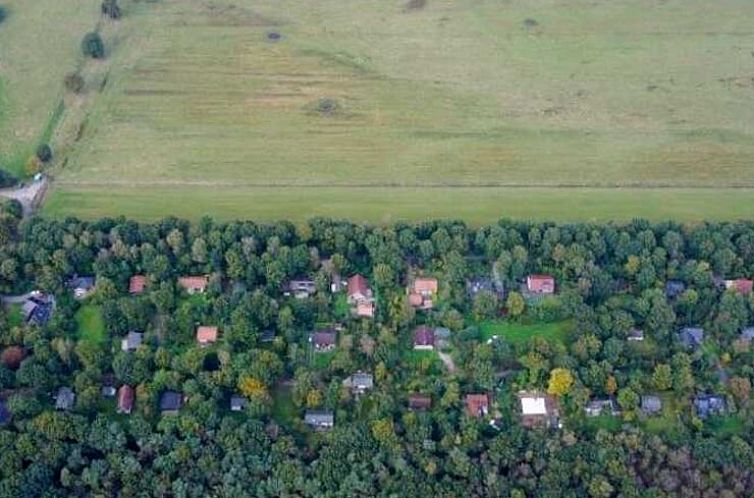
[479,319,572,345]
[28,0,754,221]
[0,0,99,176]
[75,304,107,344]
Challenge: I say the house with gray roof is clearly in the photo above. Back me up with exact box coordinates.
[304,410,334,430]
[641,395,662,415]
[55,387,75,411]
[121,331,143,352]
[160,391,182,415]
[679,327,704,350]
[584,398,620,417]
[343,372,374,393]
[740,327,754,342]
[230,395,247,412]
[22,293,55,326]
[69,276,96,299]
[694,394,726,419]
[665,280,686,299]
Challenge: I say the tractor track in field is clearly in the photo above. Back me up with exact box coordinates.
[52,179,754,189]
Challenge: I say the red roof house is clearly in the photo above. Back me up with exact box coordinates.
[178,276,209,294]
[117,385,135,414]
[726,279,754,295]
[196,326,219,346]
[347,274,372,302]
[408,277,438,310]
[526,275,555,294]
[465,394,490,418]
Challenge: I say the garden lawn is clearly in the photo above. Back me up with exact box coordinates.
[479,320,573,345]
[75,304,106,344]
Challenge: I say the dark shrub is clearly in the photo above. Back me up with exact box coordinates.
[0,6,7,25]
[36,144,52,163]
[101,0,121,20]
[82,32,105,59]
[64,72,85,94]
[0,169,17,189]
[1,199,22,218]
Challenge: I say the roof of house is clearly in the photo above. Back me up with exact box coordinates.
[680,327,704,347]
[69,276,95,290]
[55,387,75,410]
[129,275,148,294]
[345,372,374,389]
[726,278,754,294]
[230,395,247,410]
[527,274,555,293]
[178,276,208,291]
[304,410,334,426]
[641,395,662,413]
[413,325,435,347]
[356,301,375,317]
[122,331,143,351]
[694,394,726,418]
[586,398,618,414]
[665,280,685,297]
[628,328,644,340]
[160,391,182,412]
[117,385,134,413]
[408,394,431,410]
[347,274,370,297]
[408,293,424,307]
[196,326,219,343]
[312,330,337,347]
[466,277,495,296]
[260,329,276,342]
[465,394,490,417]
[413,277,438,294]
[0,400,10,425]
[24,294,54,325]
[520,394,548,415]
[741,327,754,341]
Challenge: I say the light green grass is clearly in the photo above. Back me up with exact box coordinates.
[6,304,23,328]
[271,384,297,430]
[43,186,754,224]
[47,0,754,221]
[479,319,572,345]
[74,304,106,345]
[584,415,622,432]
[0,0,99,176]
[312,351,334,369]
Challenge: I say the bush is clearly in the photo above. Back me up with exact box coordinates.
[101,0,121,20]
[64,72,85,94]
[81,32,105,59]
[36,144,52,163]
[0,169,17,189]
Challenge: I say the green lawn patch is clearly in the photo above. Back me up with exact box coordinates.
[272,385,297,430]
[6,304,23,328]
[479,319,572,345]
[707,415,745,438]
[75,304,106,344]
[312,351,334,369]
[584,415,622,432]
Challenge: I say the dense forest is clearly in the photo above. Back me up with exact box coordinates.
[0,202,753,497]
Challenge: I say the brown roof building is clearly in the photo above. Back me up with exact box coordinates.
[129,275,148,295]
[311,330,337,351]
[465,394,490,418]
[413,325,435,350]
[347,274,372,302]
[408,394,432,411]
[117,385,134,414]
